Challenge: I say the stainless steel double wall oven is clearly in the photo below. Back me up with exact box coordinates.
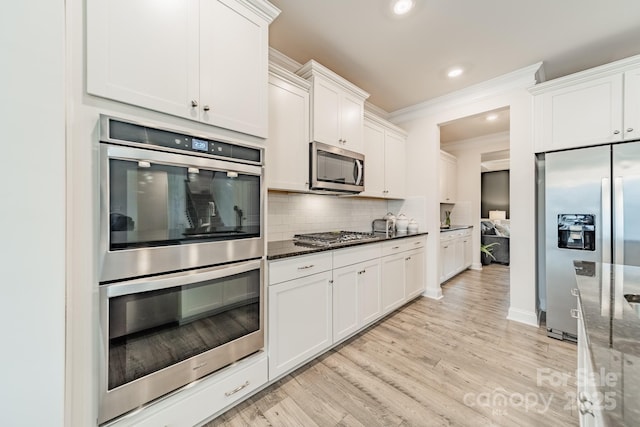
[97,115,265,424]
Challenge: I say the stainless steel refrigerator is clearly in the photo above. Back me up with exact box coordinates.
[540,141,640,341]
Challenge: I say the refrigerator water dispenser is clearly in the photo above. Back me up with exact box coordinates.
[557,214,595,251]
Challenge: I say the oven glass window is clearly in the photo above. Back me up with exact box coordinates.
[107,268,260,390]
[108,159,261,250]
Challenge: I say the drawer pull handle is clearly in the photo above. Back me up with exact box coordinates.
[571,288,579,297]
[392,246,400,250]
[415,242,421,245]
[570,308,580,319]
[225,381,250,397]
[298,264,315,270]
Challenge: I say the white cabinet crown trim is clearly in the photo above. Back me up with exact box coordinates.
[530,53,640,95]
[240,0,281,22]
[269,62,311,91]
[296,60,370,101]
[364,110,408,137]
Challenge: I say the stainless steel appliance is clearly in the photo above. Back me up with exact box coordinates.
[97,116,266,423]
[293,231,379,247]
[99,115,264,282]
[539,141,640,340]
[309,141,364,193]
[98,259,263,424]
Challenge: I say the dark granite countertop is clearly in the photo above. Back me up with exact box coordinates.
[267,231,428,261]
[440,224,473,232]
[573,261,640,426]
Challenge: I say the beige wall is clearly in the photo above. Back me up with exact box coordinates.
[390,70,539,325]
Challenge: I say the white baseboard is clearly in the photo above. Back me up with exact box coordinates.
[507,307,539,327]
[422,287,443,300]
[470,262,483,271]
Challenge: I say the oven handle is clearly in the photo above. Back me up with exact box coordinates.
[104,144,262,176]
[104,258,262,298]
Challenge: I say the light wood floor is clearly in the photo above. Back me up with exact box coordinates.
[205,264,578,427]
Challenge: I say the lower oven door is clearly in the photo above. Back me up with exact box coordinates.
[98,258,264,424]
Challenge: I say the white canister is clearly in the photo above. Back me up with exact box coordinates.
[396,213,409,233]
[408,219,419,233]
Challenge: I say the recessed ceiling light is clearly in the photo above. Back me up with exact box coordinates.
[486,114,498,121]
[447,67,463,78]
[392,0,415,15]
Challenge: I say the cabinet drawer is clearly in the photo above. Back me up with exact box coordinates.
[404,237,426,250]
[382,240,409,256]
[269,252,333,285]
[118,354,268,427]
[333,243,382,268]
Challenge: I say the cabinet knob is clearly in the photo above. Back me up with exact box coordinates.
[191,100,198,107]
[203,105,210,112]
[613,130,620,135]
[627,128,634,133]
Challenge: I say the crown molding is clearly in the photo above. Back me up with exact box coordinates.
[364,110,408,137]
[529,53,640,95]
[269,62,311,91]
[268,47,302,73]
[389,62,543,123]
[297,60,370,100]
[364,102,390,119]
[240,0,280,23]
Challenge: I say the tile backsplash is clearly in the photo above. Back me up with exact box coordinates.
[267,191,389,241]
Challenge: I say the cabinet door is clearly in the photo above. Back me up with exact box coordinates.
[440,152,457,203]
[440,238,456,283]
[266,74,309,192]
[340,92,364,152]
[384,131,406,199]
[312,78,341,146]
[268,272,332,380]
[405,248,425,300]
[87,0,199,119]
[332,265,359,342]
[462,234,473,269]
[624,67,640,141]
[359,259,382,326]
[453,237,465,274]
[539,74,623,151]
[362,121,385,197]
[200,0,269,137]
[381,254,406,314]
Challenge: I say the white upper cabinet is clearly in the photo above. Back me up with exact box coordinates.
[439,151,457,203]
[531,56,640,153]
[362,113,407,199]
[266,65,310,192]
[297,60,369,152]
[624,67,640,141]
[87,0,279,138]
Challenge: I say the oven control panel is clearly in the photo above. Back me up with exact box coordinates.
[102,115,262,164]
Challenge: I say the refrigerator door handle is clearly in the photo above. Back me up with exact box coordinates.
[602,177,612,263]
[613,176,624,264]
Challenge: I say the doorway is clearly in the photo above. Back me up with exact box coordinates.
[438,107,511,278]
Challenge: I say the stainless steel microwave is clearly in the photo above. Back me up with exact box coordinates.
[309,141,364,193]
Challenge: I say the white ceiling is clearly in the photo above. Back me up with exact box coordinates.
[269,0,640,113]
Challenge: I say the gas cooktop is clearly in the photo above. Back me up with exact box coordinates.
[293,231,379,247]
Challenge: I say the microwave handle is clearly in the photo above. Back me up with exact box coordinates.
[354,159,363,185]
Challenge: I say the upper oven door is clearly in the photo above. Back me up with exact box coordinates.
[310,142,364,193]
[100,144,264,283]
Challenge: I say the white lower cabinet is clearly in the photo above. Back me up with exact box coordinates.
[268,235,426,381]
[333,245,381,342]
[381,251,406,314]
[268,268,332,380]
[439,228,472,284]
[405,247,426,300]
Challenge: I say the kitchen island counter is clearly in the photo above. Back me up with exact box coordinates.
[439,224,473,232]
[573,261,640,426]
[267,231,428,260]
